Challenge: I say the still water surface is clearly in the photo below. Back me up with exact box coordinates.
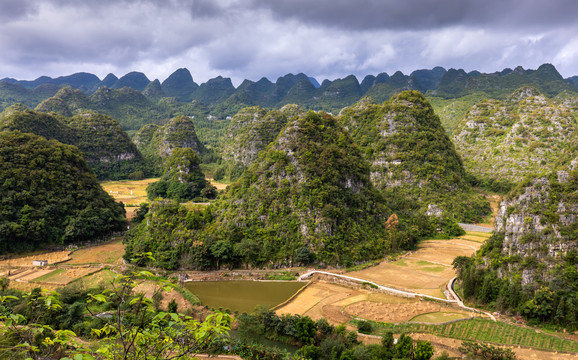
[185,280,306,313]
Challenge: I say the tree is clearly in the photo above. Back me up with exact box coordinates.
[414,340,434,360]
[295,316,317,345]
[395,333,414,359]
[86,259,232,360]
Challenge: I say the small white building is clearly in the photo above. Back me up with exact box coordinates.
[33,260,48,266]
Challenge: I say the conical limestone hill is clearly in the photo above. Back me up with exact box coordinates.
[338,90,490,222]
[133,115,206,175]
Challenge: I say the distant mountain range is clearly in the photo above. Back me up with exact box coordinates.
[1,64,576,117]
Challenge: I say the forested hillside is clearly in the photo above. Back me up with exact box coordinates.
[0,131,126,253]
[0,106,146,180]
[133,115,211,175]
[125,111,451,269]
[214,104,303,181]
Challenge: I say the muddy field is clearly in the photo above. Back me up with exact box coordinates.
[134,281,192,313]
[277,280,477,325]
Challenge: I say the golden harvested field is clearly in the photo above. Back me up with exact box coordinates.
[277,232,492,324]
[67,239,125,265]
[349,233,490,297]
[0,250,70,267]
[100,178,159,206]
[100,177,229,206]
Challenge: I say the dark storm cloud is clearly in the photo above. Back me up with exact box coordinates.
[0,0,576,83]
[0,0,39,21]
[246,0,578,31]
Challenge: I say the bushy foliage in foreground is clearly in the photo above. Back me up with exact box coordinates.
[0,264,232,360]
[235,308,434,360]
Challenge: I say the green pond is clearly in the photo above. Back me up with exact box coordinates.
[185,280,306,313]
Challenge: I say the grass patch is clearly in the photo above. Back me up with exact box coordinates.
[409,312,471,323]
[265,271,298,281]
[371,319,578,353]
[31,269,66,282]
[394,259,408,267]
[421,266,446,273]
[345,260,380,272]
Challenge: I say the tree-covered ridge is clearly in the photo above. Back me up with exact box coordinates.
[338,91,490,222]
[435,64,575,98]
[0,107,146,180]
[214,104,303,181]
[0,131,126,253]
[454,170,577,328]
[452,87,578,186]
[133,115,209,175]
[126,111,431,269]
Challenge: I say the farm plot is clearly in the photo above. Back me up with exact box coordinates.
[345,299,474,323]
[380,319,578,354]
[66,239,125,265]
[0,250,70,267]
[349,233,489,298]
[100,178,158,206]
[30,267,101,285]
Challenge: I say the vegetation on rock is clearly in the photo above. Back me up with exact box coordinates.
[214,104,302,181]
[0,107,146,180]
[338,91,491,223]
[452,87,578,190]
[133,115,212,175]
[454,170,578,329]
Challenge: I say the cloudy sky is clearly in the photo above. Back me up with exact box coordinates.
[1,0,577,85]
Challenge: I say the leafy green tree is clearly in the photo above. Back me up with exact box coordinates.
[297,344,321,360]
[295,316,317,345]
[414,340,434,360]
[395,333,414,359]
[0,131,125,253]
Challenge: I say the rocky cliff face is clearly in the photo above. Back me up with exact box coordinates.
[494,171,578,284]
[452,87,577,183]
